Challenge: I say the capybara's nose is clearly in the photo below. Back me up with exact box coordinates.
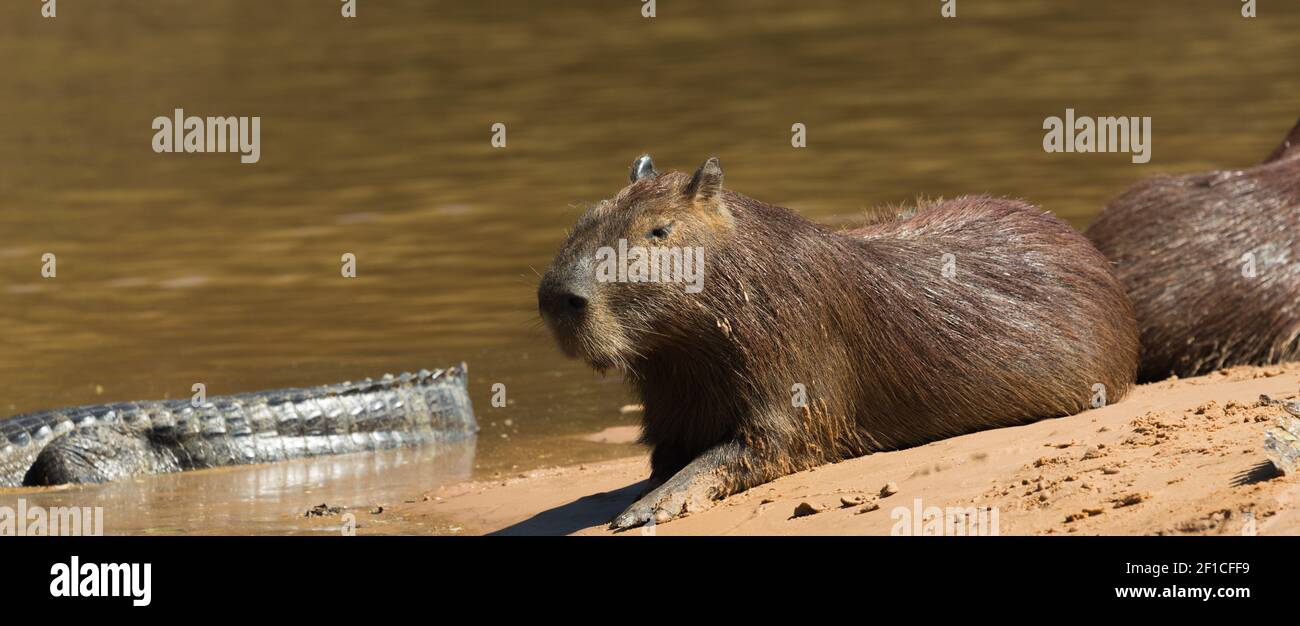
[538,275,589,319]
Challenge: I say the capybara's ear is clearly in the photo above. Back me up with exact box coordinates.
[685,157,724,205]
[630,154,658,182]
[1263,118,1300,164]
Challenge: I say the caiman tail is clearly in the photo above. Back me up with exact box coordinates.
[0,365,476,487]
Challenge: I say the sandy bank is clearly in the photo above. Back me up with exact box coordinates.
[379,363,1300,536]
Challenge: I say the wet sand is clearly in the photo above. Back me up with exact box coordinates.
[391,363,1300,536]
[0,441,477,535]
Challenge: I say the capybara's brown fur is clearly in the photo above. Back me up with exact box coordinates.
[1087,119,1300,382]
[539,156,1139,528]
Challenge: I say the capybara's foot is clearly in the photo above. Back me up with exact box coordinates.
[611,460,727,529]
[612,475,716,529]
[612,439,773,529]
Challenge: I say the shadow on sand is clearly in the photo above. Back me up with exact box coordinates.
[488,480,647,536]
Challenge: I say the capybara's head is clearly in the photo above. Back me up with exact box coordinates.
[539,155,731,372]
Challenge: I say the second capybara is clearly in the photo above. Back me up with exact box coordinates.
[539,155,1138,528]
[1087,119,1300,382]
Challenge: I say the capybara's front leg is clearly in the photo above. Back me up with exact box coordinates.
[637,444,692,497]
[611,439,772,530]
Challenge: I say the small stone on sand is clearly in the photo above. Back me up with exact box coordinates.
[792,501,825,518]
[1113,493,1148,508]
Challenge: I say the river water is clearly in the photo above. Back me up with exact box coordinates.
[0,0,1296,533]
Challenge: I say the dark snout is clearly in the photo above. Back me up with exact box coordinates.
[538,270,591,322]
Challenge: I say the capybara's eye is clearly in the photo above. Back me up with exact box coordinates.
[648,224,672,240]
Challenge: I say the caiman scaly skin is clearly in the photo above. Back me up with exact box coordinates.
[0,365,477,487]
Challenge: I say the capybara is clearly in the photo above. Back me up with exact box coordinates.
[539,155,1139,528]
[1087,119,1300,382]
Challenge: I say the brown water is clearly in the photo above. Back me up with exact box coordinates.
[1,1,1297,532]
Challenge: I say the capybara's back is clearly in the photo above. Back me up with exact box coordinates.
[839,197,1139,449]
[1087,119,1300,381]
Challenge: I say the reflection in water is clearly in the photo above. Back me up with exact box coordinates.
[0,1,1297,532]
[0,440,475,535]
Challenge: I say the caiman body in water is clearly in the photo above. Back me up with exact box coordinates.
[0,365,477,487]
